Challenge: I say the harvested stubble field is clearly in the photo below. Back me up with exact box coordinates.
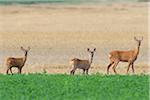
[0,3,149,100]
[0,2,148,74]
[0,2,149,100]
[0,74,149,100]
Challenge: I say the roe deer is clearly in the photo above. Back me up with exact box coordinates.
[6,47,30,74]
[70,48,96,75]
[107,37,143,74]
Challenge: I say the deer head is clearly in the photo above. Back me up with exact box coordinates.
[87,48,96,64]
[21,46,30,56]
[134,36,143,47]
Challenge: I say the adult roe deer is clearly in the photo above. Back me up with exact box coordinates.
[6,47,30,74]
[107,37,143,74]
[70,48,96,75]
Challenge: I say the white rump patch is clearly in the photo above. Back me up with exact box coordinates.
[109,54,112,58]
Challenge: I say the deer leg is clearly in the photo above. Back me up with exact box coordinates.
[70,69,73,75]
[70,67,76,75]
[127,63,132,74]
[18,68,22,74]
[107,62,114,74]
[86,69,89,75]
[112,61,119,74]
[6,68,10,74]
[83,69,85,74]
[10,67,13,75]
[131,63,135,73]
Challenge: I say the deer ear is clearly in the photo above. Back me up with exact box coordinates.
[87,48,90,51]
[134,36,143,41]
[28,47,30,51]
[134,37,138,41]
[21,46,25,51]
[94,48,96,51]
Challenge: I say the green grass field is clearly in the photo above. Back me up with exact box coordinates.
[0,74,149,100]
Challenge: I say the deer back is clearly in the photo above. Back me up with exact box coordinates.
[6,57,25,67]
[70,58,90,69]
[109,50,136,62]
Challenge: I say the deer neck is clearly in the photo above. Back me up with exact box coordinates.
[23,52,28,65]
[89,54,94,65]
[134,44,140,58]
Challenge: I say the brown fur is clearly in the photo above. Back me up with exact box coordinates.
[70,48,96,75]
[6,47,30,74]
[107,37,143,74]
